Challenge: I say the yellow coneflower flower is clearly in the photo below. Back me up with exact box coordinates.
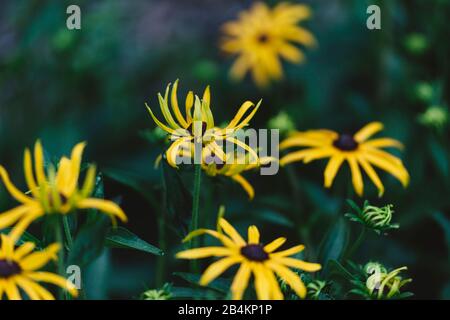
[202,153,275,200]
[280,122,410,197]
[221,2,316,87]
[176,218,321,300]
[145,80,261,167]
[0,140,127,241]
[0,234,77,300]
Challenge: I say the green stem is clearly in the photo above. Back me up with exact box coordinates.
[62,215,74,249]
[345,227,366,261]
[190,164,202,272]
[54,220,66,300]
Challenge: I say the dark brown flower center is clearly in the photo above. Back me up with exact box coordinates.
[257,33,270,44]
[187,121,207,136]
[240,244,269,261]
[0,259,22,278]
[47,192,69,209]
[204,152,225,169]
[333,133,358,151]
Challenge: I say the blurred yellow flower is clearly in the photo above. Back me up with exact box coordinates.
[0,140,127,242]
[0,234,77,300]
[145,80,260,167]
[176,217,321,300]
[202,153,275,200]
[280,122,409,197]
[221,2,316,87]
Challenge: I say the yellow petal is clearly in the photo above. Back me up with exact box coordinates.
[275,257,321,272]
[22,280,55,300]
[14,276,40,300]
[199,256,241,286]
[77,198,127,222]
[357,155,384,197]
[271,244,304,258]
[170,79,189,128]
[247,225,260,244]
[158,86,181,129]
[263,266,284,300]
[264,237,286,253]
[253,263,270,300]
[231,262,252,300]
[278,42,304,63]
[267,261,307,298]
[20,243,60,271]
[4,280,22,300]
[67,142,86,193]
[279,149,320,166]
[363,138,404,150]
[231,174,255,200]
[218,218,246,246]
[182,229,237,248]
[14,242,36,260]
[347,156,364,196]
[0,166,34,204]
[145,103,176,134]
[176,247,232,259]
[33,140,47,186]
[24,149,39,198]
[0,205,29,231]
[363,152,409,187]
[354,122,383,142]
[324,154,345,188]
[185,91,194,123]
[27,271,78,297]
[9,207,44,243]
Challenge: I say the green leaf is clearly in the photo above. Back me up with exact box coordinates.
[173,272,231,294]
[429,138,449,179]
[328,259,356,281]
[105,227,163,256]
[318,218,349,274]
[170,286,221,300]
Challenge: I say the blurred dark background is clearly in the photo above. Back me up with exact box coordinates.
[0,0,449,299]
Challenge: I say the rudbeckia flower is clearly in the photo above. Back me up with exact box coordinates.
[0,140,127,241]
[145,80,261,167]
[202,153,275,200]
[280,122,410,197]
[221,2,316,87]
[0,234,77,300]
[176,218,321,300]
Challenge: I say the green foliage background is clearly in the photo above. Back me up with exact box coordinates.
[0,0,449,299]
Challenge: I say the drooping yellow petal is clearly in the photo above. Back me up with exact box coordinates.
[67,142,86,194]
[264,237,287,253]
[347,155,364,196]
[231,174,255,200]
[199,256,242,286]
[76,198,127,222]
[357,155,385,197]
[324,154,345,188]
[4,281,21,300]
[9,207,44,243]
[247,225,260,244]
[363,138,404,150]
[27,271,78,297]
[271,244,304,258]
[354,122,383,142]
[20,243,60,271]
[0,166,34,204]
[263,266,284,300]
[363,152,409,187]
[267,261,307,298]
[22,280,55,300]
[218,218,246,246]
[0,205,30,231]
[145,103,176,134]
[274,257,322,272]
[176,247,232,259]
[231,262,252,300]
[253,263,270,300]
[14,276,40,300]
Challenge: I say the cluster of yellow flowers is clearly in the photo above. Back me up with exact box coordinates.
[0,2,411,300]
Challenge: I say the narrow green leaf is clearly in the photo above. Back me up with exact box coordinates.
[105,227,163,256]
